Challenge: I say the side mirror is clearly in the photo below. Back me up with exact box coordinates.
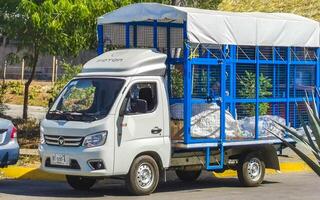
[48,99,53,109]
[131,99,147,113]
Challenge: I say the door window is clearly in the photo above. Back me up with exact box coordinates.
[124,82,157,114]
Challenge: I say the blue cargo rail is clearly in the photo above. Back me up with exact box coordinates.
[96,19,319,170]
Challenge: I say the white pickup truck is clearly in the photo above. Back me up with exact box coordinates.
[39,49,280,195]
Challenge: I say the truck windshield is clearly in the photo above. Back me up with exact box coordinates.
[47,78,125,121]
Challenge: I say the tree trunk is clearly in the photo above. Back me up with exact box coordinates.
[22,46,39,119]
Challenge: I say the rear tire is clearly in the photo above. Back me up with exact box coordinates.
[175,169,202,182]
[237,153,265,187]
[126,155,159,195]
[66,175,96,190]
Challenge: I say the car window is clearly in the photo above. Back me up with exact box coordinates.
[125,82,157,114]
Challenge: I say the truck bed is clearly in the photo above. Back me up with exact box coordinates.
[172,137,294,149]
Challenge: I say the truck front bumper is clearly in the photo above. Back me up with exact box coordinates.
[39,144,112,177]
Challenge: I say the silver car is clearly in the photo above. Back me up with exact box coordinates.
[0,118,19,167]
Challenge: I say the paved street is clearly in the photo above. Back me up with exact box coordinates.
[0,172,319,200]
[4,104,47,120]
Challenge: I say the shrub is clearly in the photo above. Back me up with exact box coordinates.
[0,82,8,115]
[268,91,320,176]
[14,118,40,149]
[238,71,272,116]
[7,81,24,95]
[171,67,184,98]
[29,85,42,100]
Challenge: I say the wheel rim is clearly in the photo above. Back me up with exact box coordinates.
[136,163,153,189]
[247,158,261,182]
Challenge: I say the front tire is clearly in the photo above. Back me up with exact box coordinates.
[126,155,159,195]
[66,175,96,190]
[237,153,265,187]
[175,169,202,182]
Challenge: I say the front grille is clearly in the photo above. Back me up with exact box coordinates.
[44,135,83,147]
[45,158,81,169]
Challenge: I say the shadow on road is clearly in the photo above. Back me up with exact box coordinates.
[0,171,279,198]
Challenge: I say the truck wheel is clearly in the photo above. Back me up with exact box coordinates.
[237,153,265,187]
[175,169,202,182]
[66,175,96,190]
[126,155,159,195]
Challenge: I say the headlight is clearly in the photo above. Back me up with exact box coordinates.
[40,127,45,144]
[83,132,107,148]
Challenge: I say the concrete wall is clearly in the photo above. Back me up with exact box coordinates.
[0,41,96,81]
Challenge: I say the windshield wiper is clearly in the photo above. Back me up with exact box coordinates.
[47,110,64,120]
[63,111,98,121]
[47,110,78,121]
[48,110,99,121]
[48,110,63,115]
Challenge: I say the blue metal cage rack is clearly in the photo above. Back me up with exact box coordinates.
[97,20,320,170]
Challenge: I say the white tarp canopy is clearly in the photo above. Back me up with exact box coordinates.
[98,3,320,47]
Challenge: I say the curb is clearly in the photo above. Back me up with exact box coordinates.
[0,161,312,182]
[214,161,312,178]
[0,166,65,181]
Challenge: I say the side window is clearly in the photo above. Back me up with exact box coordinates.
[125,82,157,114]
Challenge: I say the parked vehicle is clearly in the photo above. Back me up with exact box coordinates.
[39,3,320,195]
[0,118,19,168]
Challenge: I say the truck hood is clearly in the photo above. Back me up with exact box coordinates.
[40,116,112,137]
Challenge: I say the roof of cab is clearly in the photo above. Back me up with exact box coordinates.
[79,49,167,77]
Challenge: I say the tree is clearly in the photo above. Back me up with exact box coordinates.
[218,0,320,21]
[131,0,222,9]
[3,0,124,119]
[184,0,222,9]
[0,0,21,114]
[238,71,272,116]
[0,0,20,47]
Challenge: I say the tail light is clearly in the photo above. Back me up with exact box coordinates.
[10,126,17,140]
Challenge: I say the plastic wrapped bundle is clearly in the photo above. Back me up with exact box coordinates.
[238,115,286,138]
[170,103,287,140]
[170,103,241,139]
[190,104,241,139]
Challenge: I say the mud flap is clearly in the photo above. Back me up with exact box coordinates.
[259,144,280,170]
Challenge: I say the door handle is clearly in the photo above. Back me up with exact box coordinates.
[151,127,162,134]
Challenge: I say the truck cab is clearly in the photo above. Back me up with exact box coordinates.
[39,49,171,194]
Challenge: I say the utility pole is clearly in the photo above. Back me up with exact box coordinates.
[55,58,58,82]
[21,58,25,82]
[52,56,56,83]
[3,60,7,84]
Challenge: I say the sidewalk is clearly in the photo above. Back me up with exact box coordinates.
[4,104,47,121]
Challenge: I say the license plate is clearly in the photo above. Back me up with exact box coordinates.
[50,154,70,166]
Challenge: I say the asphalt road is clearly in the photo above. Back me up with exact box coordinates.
[4,104,47,120]
[0,172,319,200]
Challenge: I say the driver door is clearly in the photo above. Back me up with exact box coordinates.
[114,80,164,175]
